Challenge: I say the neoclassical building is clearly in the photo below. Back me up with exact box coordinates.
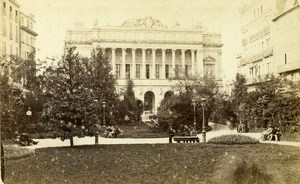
[65,17,223,113]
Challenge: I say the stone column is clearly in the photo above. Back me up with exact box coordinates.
[191,49,195,76]
[196,49,203,76]
[132,48,136,79]
[111,48,116,75]
[142,48,146,79]
[122,48,126,79]
[216,51,222,80]
[172,49,176,77]
[181,49,185,76]
[152,49,156,79]
[162,49,166,79]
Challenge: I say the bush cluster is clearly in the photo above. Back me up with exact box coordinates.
[208,134,259,145]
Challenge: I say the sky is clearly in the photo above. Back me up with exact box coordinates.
[18,0,242,79]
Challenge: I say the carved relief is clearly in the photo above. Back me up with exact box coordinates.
[122,16,166,29]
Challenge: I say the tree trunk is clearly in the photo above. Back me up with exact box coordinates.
[70,136,74,147]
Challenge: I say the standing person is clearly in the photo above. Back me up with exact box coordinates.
[168,126,175,143]
[1,142,4,184]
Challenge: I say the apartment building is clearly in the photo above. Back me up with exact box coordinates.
[238,0,300,85]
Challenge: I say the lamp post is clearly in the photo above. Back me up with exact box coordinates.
[93,99,99,144]
[102,101,106,126]
[192,98,196,131]
[200,97,207,143]
[26,107,32,124]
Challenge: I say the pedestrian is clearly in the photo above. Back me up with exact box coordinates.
[1,142,4,184]
[168,126,175,143]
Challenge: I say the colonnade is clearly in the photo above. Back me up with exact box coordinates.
[108,47,204,79]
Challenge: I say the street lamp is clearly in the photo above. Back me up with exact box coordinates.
[102,101,106,126]
[26,107,32,124]
[93,99,99,144]
[192,98,197,131]
[200,97,207,143]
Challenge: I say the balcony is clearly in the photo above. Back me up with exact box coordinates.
[277,60,300,74]
[240,47,273,66]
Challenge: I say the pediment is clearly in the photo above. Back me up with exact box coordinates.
[203,56,216,63]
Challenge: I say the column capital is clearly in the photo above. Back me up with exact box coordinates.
[197,49,203,53]
[132,48,136,51]
[172,49,176,52]
[122,48,126,51]
[111,47,116,51]
[161,48,166,52]
[152,48,156,52]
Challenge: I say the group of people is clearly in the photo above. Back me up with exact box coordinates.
[261,125,282,141]
[103,126,122,138]
[18,133,39,146]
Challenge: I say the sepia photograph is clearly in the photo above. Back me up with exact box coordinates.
[1,0,300,183]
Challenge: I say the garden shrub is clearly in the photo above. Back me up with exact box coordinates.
[208,134,259,145]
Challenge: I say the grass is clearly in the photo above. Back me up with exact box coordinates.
[4,144,300,184]
[104,123,168,138]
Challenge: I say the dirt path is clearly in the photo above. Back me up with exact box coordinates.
[22,122,300,149]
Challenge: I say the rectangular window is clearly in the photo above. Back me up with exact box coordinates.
[175,65,179,78]
[15,25,18,42]
[3,2,6,15]
[3,41,6,55]
[136,64,140,79]
[3,18,6,36]
[10,44,12,55]
[146,64,150,79]
[9,6,12,19]
[116,64,120,78]
[15,10,18,22]
[165,65,169,79]
[285,54,287,64]
[9,22,12,39]
[155,64,160,79]
[185,65,189,77]
[125,64,130,79]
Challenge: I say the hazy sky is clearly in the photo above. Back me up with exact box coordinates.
[18,0,242,79]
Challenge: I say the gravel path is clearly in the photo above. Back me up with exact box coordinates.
[26,123,300,149]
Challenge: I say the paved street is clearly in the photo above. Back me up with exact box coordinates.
[25,123,300,149]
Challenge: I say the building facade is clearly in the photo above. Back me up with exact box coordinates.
[273,0,300,83]
[1,0,38,60]
[238,0,300,85]
[65,17,223,113]
[19,11,38,59]
[1,0,38,85]
[238,0,277,85]
[1,0,21,59]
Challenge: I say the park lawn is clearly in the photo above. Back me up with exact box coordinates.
[5,143,300,184]
[108,123,168,138]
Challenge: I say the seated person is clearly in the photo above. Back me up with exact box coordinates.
[261,125,274,141]
[19,133,38,146]
[272,127,282,141]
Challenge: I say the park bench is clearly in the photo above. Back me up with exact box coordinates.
[173,136,200,143]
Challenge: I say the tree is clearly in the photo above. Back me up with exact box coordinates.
[42,47,119,146]
[0,53,43,139]
[231,73,248,125]
[87,48,118,125]
[230,74,300,132]
[157,75,227,131]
